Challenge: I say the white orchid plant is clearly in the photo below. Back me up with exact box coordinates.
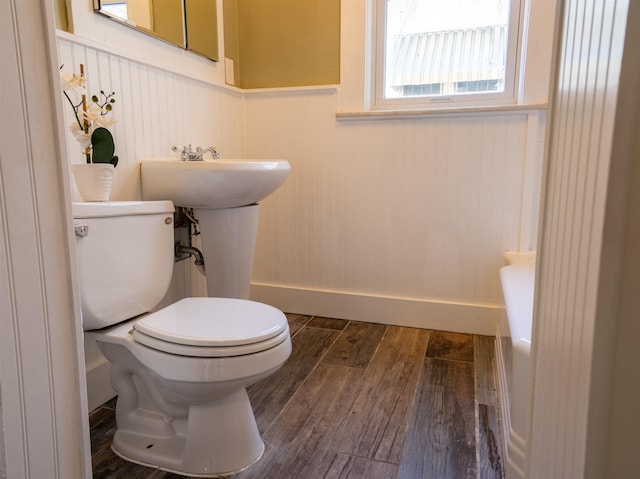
[60,64,118,167]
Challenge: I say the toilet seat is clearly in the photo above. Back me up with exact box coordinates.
[133,328,289,357]
[132,297,289,357]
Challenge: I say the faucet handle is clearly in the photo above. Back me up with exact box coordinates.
[171,145,191,161]
[190,146,219,160]
[171,145,188,154]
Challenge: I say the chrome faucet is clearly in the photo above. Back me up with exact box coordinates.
[171,144,220,161]
[193,146,219,160]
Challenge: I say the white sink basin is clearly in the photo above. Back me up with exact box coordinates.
[140,158,290,209]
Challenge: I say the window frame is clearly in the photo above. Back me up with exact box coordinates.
[371,0,524,111]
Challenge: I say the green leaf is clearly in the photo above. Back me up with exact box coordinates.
[91,127,116,166]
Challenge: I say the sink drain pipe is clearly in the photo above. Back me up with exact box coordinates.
[175,242,206,276]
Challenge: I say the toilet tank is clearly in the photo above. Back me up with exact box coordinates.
[72,201,175,330]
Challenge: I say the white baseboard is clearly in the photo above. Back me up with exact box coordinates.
[85,357,116,412]
[250,283,502,335]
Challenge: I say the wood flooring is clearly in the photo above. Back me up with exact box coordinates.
[90,315,504,479]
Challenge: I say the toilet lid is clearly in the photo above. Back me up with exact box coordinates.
[133,298,288,357]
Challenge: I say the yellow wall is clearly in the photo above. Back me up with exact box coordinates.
[226,0,340,88]
[53,0,71,32]
[185,0,219,61]
[58,0,338,86]
[152,0,185,47]
[222,0,240,82]
[130,0,153,31]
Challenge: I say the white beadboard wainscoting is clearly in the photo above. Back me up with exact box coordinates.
[1,2,91,476]
[247,89,546,334]
[57,34,245,204]
[529,0,638,477]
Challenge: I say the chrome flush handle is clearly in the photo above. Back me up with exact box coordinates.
[74,225,89,237]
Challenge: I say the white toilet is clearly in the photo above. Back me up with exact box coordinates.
[73,200,292,477]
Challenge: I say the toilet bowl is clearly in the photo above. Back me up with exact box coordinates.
[87,298,291,476]
[73,201,292,477]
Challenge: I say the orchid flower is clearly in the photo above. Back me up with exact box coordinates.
[60,64,116,163]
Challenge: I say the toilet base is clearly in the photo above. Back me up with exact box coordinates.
[112,388,265,477]
[112,436,264,478]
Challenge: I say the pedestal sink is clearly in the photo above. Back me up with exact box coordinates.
[140,158,290,299]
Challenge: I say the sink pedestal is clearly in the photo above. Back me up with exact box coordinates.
[197,205,260,299]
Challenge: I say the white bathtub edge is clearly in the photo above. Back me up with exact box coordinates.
[498,251,535,479]
[495,320,512,473]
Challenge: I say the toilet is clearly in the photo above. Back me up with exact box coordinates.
[73,200,292,477]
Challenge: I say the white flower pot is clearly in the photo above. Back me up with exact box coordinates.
[71,163,114,201]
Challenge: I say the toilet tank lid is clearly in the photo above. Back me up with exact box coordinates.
[72,200,174,218]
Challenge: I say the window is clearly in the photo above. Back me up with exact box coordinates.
[373,0,522,110]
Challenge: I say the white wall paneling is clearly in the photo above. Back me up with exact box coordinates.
[0,0,90,477]
[529,0,634,476]
[56,35,245,203]
[597,2,640,475]
[519,110,547,252]
[247,89,545,332]
[0,385,4,477]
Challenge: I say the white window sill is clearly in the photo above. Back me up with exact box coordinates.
[336,103,548,120]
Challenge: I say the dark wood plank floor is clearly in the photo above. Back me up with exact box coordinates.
[90,314,504,479]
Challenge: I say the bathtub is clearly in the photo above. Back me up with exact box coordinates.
[497,251,535,479]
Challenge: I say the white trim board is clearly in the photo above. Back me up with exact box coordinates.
[250,283,502,336]
[85,358,116,413]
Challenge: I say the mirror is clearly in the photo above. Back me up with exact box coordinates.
[93,0,218,61]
